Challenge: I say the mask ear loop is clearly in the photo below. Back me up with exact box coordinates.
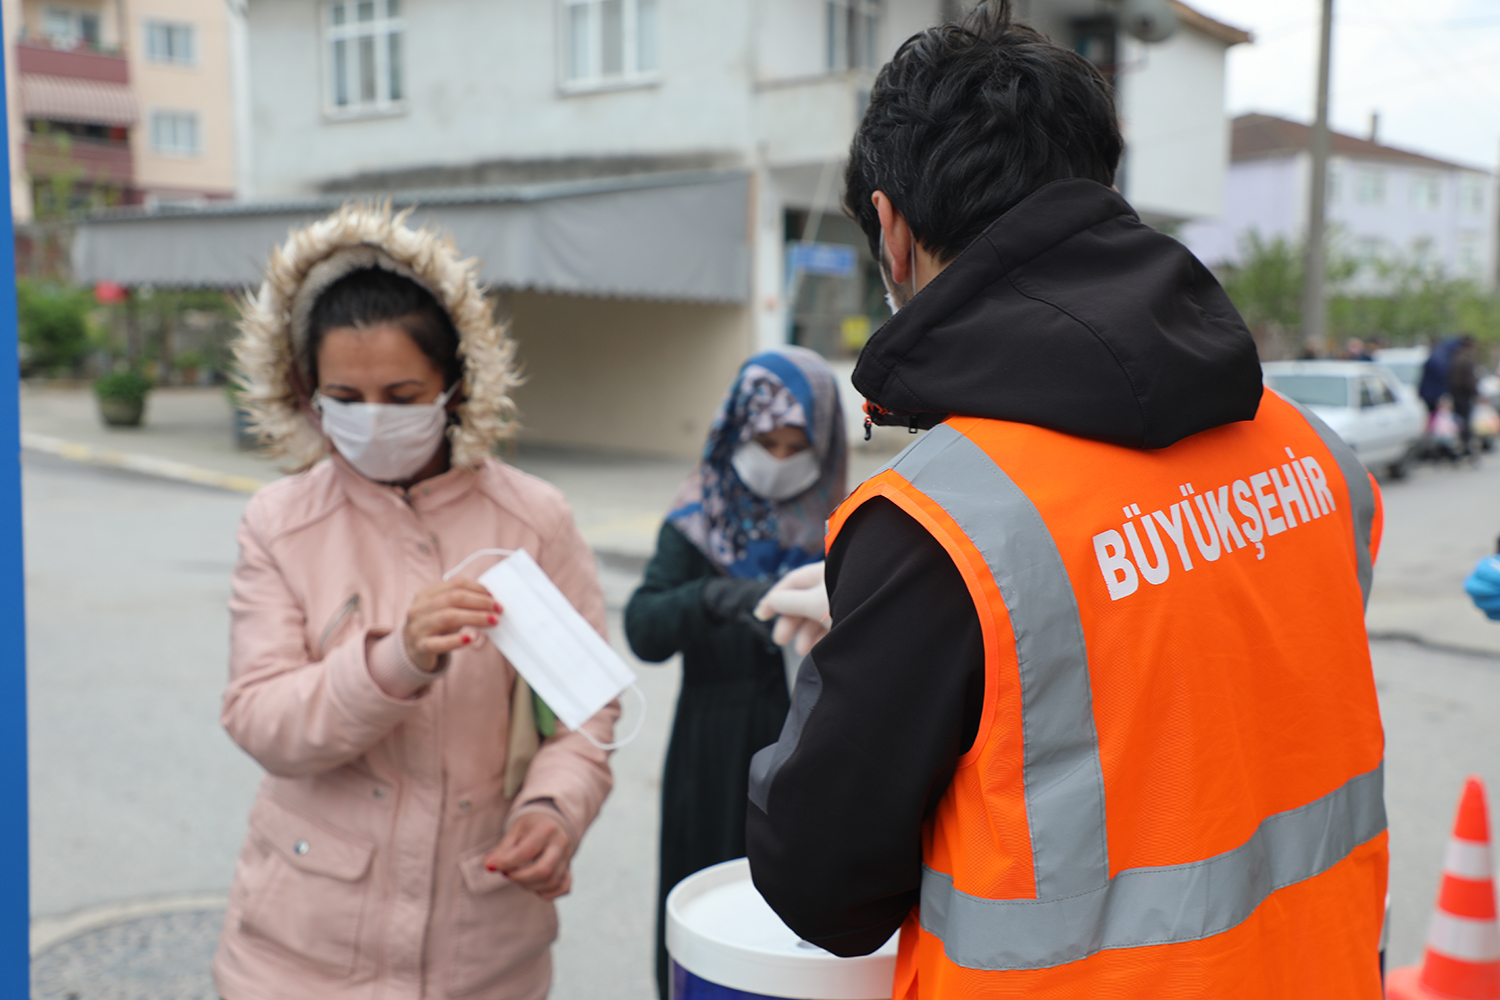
[442,547,648,752]
[443,547,516,581]
[574,684,647,752]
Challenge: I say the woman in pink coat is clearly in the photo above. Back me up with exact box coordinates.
[213,204,617,1000]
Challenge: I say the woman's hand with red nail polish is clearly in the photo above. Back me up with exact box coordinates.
[403,578,497,672]
[483,810,573,899]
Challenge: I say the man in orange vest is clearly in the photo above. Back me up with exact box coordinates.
[745,2,1387,997]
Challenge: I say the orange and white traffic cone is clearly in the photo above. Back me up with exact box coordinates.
[1388,776,1500,999]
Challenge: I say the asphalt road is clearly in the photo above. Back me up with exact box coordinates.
[22,449,1500,994]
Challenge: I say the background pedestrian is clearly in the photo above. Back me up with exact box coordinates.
[624,346,846,999]
[215,204,617,999]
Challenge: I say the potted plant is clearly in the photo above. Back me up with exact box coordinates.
[174,350,206,385]
[93,369,153,427]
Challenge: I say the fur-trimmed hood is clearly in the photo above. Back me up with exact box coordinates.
[233,202,520,472]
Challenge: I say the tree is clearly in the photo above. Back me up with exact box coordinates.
[16,279,94,375]
[1221,231,1303,336]
[1220,229,1499,356]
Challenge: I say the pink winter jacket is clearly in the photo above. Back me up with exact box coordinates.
[212,452,616,1000]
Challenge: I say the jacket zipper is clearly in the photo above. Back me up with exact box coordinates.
[318,593,361,658]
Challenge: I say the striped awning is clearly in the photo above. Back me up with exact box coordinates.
[20,73,137,127]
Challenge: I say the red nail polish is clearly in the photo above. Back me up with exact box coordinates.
[488,614,497,625]
[485,863,497,871]
[462,635,472,644]
[493,602,501,612]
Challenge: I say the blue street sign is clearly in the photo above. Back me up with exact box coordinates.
[788,241,859,278]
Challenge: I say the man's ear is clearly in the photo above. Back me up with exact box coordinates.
[872,191,913,286]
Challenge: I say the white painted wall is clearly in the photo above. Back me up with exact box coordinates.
[1119,27,1231,225]
[1180,155,1300,265]
[248,0,948,197]
[247,0,758,197]
[755,0,825,81]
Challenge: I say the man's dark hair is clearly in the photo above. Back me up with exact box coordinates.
[844,0,1124,263]
[306,267,463,389]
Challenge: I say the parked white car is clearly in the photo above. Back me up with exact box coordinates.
[1370,346,1428,393]
[1262,360,1426,477]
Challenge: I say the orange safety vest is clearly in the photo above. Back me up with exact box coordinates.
[826,391,1387,999]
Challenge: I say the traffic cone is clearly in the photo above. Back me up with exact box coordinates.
[1388,776,1500,999]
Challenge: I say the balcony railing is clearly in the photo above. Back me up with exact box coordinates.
[23,134,133,186]
[15,38,128,84]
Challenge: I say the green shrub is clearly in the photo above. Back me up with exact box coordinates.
[93,369,153,402]
[17,280,94,373]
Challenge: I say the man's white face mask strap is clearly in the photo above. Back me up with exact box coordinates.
[879,231,917,314]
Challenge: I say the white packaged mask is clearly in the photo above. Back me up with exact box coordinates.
[445,548,644,750]
[731,440,820,500]
[315,384,457,482]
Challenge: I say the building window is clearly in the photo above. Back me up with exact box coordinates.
[1352,235,1386,264]
[1409,173,1441,211]
[561,0,659,87]
[1461,175,1486,216]
[1410,237,1437,269]
[1458,232,1483,276]
[43,6,101,49]
[325,0,405,115]
[1354,168,1386,206]
[827,0,880,71]
[150,111,201,155]
[146,21,195,64]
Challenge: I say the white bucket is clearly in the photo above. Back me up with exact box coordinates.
[665,857,899,1000]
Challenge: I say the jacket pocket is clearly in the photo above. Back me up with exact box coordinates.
[238,795,376,979]
[444,845,556,996]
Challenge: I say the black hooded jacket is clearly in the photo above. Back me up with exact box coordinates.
[745,180,1263,956]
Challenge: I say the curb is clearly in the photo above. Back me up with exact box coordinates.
[31,892,229,956]
[21,432,267,494]
[1368,630,1500,662]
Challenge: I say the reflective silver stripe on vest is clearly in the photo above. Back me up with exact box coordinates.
[1279,396,1378,608]
[896,421,1386,971]
[921,764,1386,970]
[892,424,1110,898]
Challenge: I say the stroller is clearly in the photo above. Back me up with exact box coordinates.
[1424,396,1467,463]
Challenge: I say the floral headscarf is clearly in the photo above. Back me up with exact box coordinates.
[667,347,847,580]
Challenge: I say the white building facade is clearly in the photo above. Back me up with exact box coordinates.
[1182,113,1498,289]
[78,0,1249,456]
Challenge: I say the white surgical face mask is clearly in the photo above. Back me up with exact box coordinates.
[879,232,916,314]
[732,439,820,500]
[315,384,457,483]
[443,548,645,751]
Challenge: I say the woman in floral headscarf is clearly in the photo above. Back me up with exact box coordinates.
[625,346,847,998]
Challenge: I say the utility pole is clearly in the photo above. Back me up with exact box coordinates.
[1300,0,1334,355]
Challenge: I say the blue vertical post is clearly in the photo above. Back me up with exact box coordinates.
[0,6,30,995]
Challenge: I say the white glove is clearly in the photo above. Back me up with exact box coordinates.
[754,562,829,656]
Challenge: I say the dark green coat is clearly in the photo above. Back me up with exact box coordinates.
[625,521,791,998]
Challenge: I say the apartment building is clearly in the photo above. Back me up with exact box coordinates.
[4,0,236,223]
[1182,113,1498,289]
